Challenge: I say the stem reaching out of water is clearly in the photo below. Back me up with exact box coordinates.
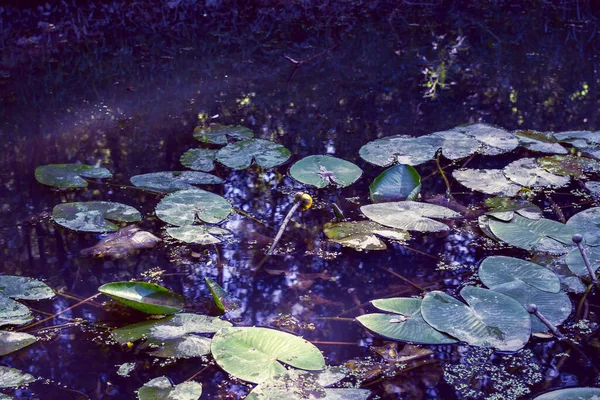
[267,192,313,255]
[17,293,101,332]
[435,149,453,200]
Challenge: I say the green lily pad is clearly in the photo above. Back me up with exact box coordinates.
[488,214,576,254]
[211,326,326,384]
[585,181,600,196]
[323,221,409,251]
[205,278,242,316]
[99,282,186,315]
[0,297,33,327]
[216,139,291,170]
[478,256,561,293]
[289,155,362,188]
[137,376,202,400]
[565,245,600,277]
[453,168,523,196]
[503,158,570,188]
[0,276,54,300]
[0,366,36,389]
[429,130,481,160]
[35,164,112,188]
[360,201,460,232]
[180,148,218,172]
[451,123,519,155]
[246,368,370,400]
[532,387,600,400]
[538,155,600,177]
[356,298,458,344]
[52,201,142,232]
[421,286,531,352]
[193,124,254,144]
[485,197,542,221]
[567,207,600,246]
[514,130,568,154]
[486,280,572,333]
[554,131,600,159]
[166,225,231,244]
[369,164,421,203]
[359,135,443,167]
[0,331,37,356]
[130,171,222,193]
[155,189,232,226]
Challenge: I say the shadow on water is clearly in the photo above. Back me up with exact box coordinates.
[1,1,600,398]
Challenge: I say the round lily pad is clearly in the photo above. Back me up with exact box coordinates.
[359,135,443,167]
[35,164,112,188]
[0,276,54,300]
[360,201,460,232]
[453,168,522,196]
[485,197,542,221]
[478,256,561,293]
[565,245,600,277]
[514,130,568,154]
[538,155,600,177]
[369,164,421,203]
[155,189,232,226]
[421,286,531,352]
[488,215,576,254]
[210,326,325,384]
[503,158,570,188]
[137,376,202,400]
[180,148,218,172]
[323,221,409,251]
[290,155,362,188]
[567,207,600,246]
[356,298,458,344]
[0,366,36,389]
[193,124,254,144]
[130,171,222,193]
[99,282,186,315]
[430,130,481,160]
[216,139,291,170]
[52,201,141,233]
[0,297,33,327]
[166,225,231,244]
[532,387,600,400]
[451,123,519,155]
[0,331,37,356]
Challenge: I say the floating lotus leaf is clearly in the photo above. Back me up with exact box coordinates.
[553,131,600,158]
[193,124,254,144]
[567,207,600,246]
[429,130,481,160]
[488,214,576,254]
[0,297,33,327]
[99,282,186,315]
[538,155,600,177]
[216,139,291,170]
[359,135,443,167]
[130,171,222,193]
[451,123,519,155]
[478,215,499,240]
[533,387,600,400]
[52,201,141,232]
[323,221,409,251]
[485,197,542,221]
[155,189,232,226]
[479,256,561,293]
[487,280,572,333]
[503,158,570,188]
[137,376,202,400]
[80,226,161,259]
[290,155,362,188]
[0,366,36,389]
[205,278,242,316]
[514,130,568,154]
[421,286,531,352]
[211,327,325,384]
[565,245,600,277]
[35,164,112,188]
[360,201,460,232]
[166,225,231,244]
[246,368,370,400]
[585,181,600,196]
[0,331,37,356]
[180,148,218,172]
[369,164,421,203]
[453,168,522,196]
[0,276,54,300]
[356,298,458,344]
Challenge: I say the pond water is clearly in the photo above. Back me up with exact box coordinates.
[1,2,600,399]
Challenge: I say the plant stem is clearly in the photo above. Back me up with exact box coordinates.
[435,149,453,199]
[267,201,303,255]
[17,293,101,332]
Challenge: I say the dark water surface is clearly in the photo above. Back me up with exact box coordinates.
[1,1,600,399]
